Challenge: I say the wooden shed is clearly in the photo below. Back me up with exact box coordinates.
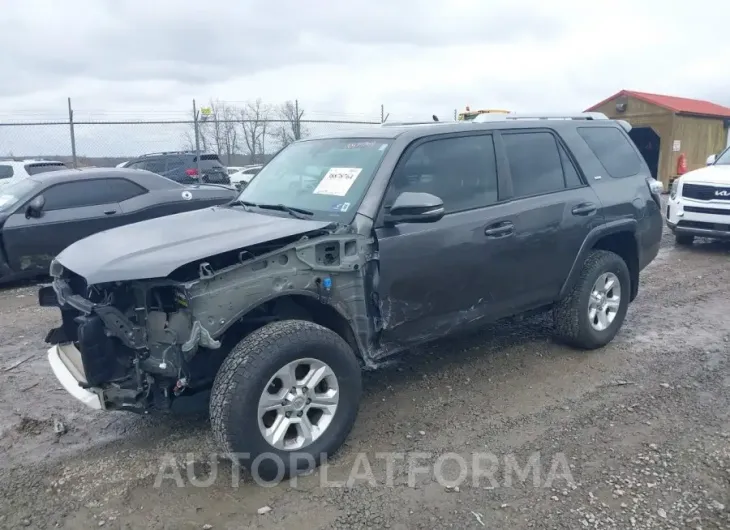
[586,90,730,190]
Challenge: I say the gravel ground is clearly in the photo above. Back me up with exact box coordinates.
[0,222,729,529]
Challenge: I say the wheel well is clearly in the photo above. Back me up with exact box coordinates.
[592,231,639,301]
[225,295,362,359]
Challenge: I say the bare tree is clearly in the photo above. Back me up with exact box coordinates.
[220,104,239,165]
[240,99,271,164]
[195,100,240,162]
[181,128,198,151]
[273,100,307,148]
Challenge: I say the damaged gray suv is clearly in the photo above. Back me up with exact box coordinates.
[42,113,663,476]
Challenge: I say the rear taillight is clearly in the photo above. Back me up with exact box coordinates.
[185,168,199,177]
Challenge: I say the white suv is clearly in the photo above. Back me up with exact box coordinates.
[0,159,68,189]
[666,146,730,245]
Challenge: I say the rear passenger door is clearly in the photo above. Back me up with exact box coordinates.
[497,130,604,309]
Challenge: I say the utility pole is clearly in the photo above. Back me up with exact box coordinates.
[192,99,201,176]
[68,98,77,168]
[381,104,385,123]
[294,99,301,140]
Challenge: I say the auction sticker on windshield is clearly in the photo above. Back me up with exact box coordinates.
[313,167,362,196]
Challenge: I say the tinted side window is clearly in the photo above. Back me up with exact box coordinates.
[43,179,146,211]
[143,159,168,174]
[165,155,192,172]
[0,165,14,179]
[577,127,641,178]
[388,134,498,214]
[106,179,148,201]
[559,143,583,188]
[503,132,565,197]
[199,155,224,169]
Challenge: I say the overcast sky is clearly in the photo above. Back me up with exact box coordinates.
[0,0,728,155]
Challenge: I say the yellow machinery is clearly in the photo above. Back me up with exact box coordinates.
[457,107,510,121]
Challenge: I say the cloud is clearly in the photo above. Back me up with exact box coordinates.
[0,0,728,154]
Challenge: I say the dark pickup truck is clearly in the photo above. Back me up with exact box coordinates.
[42,113,663,478]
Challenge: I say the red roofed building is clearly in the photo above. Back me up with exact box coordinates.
[587,90,730,188]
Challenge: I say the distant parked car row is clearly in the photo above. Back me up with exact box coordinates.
[120,151,232,186]
[0,167,237,283]
[2,154,262,192]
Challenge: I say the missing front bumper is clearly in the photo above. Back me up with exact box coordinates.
[47,343,104,410]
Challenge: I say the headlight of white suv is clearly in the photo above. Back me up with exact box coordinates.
[670,179,679,199]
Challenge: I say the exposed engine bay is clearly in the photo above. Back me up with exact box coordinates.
[43,227,377,412]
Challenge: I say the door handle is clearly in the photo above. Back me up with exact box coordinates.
[104,210,117,215]
[571,203,597,216]
[484,221,514,237]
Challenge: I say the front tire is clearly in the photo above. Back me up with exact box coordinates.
[675,233,694,246]
[210,320,361,480]
[553,250,631,349]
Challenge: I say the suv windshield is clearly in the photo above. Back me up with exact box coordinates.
[715,147,730,165]
[0,178,41,212]
[238,138,391,220]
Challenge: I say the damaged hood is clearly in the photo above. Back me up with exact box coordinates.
[55,206,333,284]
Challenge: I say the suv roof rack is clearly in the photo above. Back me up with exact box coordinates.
[380,121,454,127]
[471,111,631,131]
[137,150,199,157]
[472,112,609,122]
[379,112,631,132]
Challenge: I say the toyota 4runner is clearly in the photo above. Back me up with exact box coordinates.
[41,113,663,477]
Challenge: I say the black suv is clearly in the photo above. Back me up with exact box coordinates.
[123,151,231,185]
[43,113,663,478]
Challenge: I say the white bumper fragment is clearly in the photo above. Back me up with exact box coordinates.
[47,343,104,410]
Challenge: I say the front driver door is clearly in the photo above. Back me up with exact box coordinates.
[374,133,517,350]
[2,179,141,274]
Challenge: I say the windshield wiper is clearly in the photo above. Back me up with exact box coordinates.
[228,199,314,219]
[229,199,256,209]
[254,203,314,219]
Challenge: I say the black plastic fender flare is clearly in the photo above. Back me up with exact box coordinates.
[558,219,639,301]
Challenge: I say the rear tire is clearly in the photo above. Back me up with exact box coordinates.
[210,320,361,481]
[553,250,630,349]
[675,233,694,246]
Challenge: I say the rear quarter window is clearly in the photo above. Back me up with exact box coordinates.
[577,127,642,178]
[25,162,67,176]
[198,154,224,168]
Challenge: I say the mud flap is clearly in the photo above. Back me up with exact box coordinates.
[44,326,69,345]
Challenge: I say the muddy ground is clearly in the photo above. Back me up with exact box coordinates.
[0,225,729,529]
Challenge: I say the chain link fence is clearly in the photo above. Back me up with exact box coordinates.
[0,99,384,168]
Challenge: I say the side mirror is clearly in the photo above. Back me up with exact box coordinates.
[384,192,445,225]
[26,194,45,218]
[706,154,717,166]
